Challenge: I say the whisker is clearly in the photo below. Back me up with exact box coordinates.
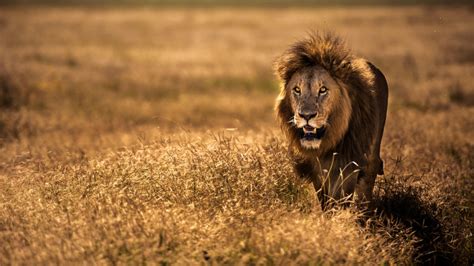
[287,116,295,125]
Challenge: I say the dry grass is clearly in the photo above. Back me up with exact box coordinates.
[0,5,473,264]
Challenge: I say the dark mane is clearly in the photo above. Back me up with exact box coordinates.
[274,32,378,166]
[274,31,374,90]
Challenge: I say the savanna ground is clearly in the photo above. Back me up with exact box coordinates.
[0,4,473,265]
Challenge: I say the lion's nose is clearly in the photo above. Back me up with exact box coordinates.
[298,112,317,121]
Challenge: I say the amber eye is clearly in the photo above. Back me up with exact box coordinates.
[293,86,301,94]
[319,86,328,95]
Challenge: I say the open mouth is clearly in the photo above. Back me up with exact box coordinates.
[299,125,326,141]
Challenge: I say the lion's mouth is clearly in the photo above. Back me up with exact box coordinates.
[300,125,326,141]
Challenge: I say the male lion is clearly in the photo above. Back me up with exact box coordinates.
[275,32,388,209]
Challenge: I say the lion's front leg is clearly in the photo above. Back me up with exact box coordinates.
[292,159,330,210]
[293,158,315,180]
[310,179,330,210]
[356,157,384,207]
[292,162,323,209]
[355,170,376,207]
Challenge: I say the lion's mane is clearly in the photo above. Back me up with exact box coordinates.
[275,32,379,165]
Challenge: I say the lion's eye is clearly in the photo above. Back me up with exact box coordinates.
[293,87,301,94]
[319,86,328,95]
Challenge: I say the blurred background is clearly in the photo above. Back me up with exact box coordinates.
[2,0,473,5]
[1,0,472,154]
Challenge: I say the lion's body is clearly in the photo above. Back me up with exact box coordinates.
[274,33,388,208]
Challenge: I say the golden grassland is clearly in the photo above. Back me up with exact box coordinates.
[0,5,473,264]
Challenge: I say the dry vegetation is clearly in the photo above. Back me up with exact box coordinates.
[0,5,473,265]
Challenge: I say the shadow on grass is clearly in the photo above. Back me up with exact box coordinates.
[371,180,454,265]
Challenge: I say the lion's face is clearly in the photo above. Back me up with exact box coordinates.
[286,66,352,150]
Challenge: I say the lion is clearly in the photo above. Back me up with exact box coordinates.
[274,32,388,209]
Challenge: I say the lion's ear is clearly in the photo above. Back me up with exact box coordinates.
[340,59,351,69]
[350,58,375,87]
[335,59,352,79]
[274,54,293,83]
[273,58,285,82]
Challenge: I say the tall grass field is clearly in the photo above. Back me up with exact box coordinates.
[0,5,473,264]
